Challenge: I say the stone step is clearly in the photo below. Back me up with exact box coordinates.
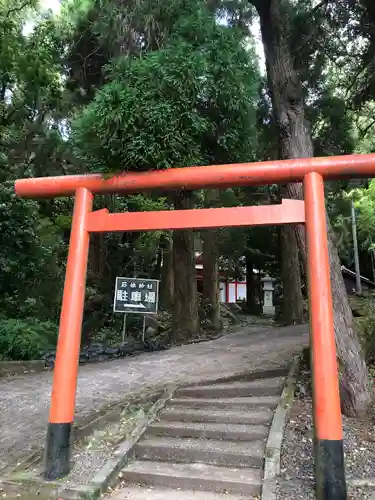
[148,421,269,441]
[134,437,265,468]
[169,395,280,410]
[175,377,284,399]
[109,485,246,499]
[121,460,262,496]
[160,407,273,425]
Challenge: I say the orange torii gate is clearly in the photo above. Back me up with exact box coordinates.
[15,153,375,500]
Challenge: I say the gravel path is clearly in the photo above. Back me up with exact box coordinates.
[277,366,375,499]
[0,323,308,472]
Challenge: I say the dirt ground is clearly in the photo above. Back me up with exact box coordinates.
[0,322,308,473]
[277,363,375,499]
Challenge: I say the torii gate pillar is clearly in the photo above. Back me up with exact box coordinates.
[45,188,92,479]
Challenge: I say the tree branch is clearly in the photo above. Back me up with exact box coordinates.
[6,1,32,17]
[345,61,371,98]
[293,0,331,58]
[358,118,375,139]
[309,0,331,17]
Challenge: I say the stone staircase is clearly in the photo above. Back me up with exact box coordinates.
[111,370,288,499]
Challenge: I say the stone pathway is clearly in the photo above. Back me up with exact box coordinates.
[0,324,308,473]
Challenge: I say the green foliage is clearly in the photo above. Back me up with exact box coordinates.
[0,2,67,179]
[63,0,256,103]
[0,318,57,360]
[89,326,122,346]
[72,2,260,173]
[359,316,375,363]
[0,2,69,339]
[73,49,206,170]
[326,183,375,267]
[354,296,375,363]
[285,0,375,268]
[351,181,375,252]
[0,184,64,320]
[326,191,353,263]
[310,94,355,157]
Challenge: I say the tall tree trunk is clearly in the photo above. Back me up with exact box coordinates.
[255,0,370,416]
[172,191,199,341]
[202,189,221,330]
[280,186,304,324]
[257,270,263,308]
[202,229,221,330]
[160,234,174,309]
[281,224,304,324]
[245,254,256,313]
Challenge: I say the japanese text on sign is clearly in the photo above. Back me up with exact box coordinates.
[113,277,159,314]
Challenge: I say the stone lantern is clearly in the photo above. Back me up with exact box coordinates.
[261,275,275,316]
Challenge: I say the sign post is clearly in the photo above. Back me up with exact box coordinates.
[121,313,127,343]
[142,316,146,343]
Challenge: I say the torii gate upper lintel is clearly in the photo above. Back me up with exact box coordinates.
[15,153,375,198]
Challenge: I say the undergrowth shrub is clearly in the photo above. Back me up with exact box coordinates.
[356,298,375,363]
[90,326,122,346]
[0,318,57,360]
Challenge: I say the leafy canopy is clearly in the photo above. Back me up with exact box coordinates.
[72,2,260,173]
